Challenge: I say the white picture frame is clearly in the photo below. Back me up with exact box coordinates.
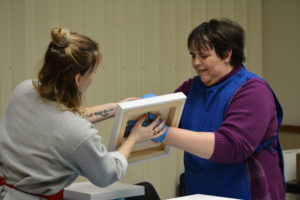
[108,92,186,164]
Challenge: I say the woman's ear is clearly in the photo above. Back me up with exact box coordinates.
[75,73,82,88]
[224,50,232,64]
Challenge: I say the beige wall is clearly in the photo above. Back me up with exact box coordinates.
[2,0,299,198]
[262,0,300,150]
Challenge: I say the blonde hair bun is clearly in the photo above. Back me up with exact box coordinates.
[51,27,72,47]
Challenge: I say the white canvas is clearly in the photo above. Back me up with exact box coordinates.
[108,92,186,164]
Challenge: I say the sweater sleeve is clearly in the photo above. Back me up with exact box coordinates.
[210,78,278,163]
[70,133,128,187]
[174,77,195,95]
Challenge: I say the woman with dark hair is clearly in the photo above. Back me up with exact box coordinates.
[156,19,285,199]
[0,27,165,200]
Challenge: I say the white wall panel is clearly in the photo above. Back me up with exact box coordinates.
[0,0,13,111]
[262,0,300,126]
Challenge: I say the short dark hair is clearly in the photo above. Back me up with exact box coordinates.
[187,18,245,67]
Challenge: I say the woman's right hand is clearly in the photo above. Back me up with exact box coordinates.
[117,114,166,159]
[128,114,166,143]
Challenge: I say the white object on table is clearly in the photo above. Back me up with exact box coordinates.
[64,181,144,200]
[167,194,240,200]
[283,149,300,181]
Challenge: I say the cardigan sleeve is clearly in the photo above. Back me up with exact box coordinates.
[210,78,278,163]
[174,77,195,95]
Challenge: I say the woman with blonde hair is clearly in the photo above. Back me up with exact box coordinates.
[0,27,165,200]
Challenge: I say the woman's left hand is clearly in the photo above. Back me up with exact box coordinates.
[118,97,140,103]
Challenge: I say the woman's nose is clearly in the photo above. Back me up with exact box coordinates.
[192,57,202,66]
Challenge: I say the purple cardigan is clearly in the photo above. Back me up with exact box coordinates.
[175,67,285,200]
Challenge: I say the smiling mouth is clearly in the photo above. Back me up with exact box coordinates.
[198,69,207,74]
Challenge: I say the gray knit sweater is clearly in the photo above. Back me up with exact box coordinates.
[0,80,128,199]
